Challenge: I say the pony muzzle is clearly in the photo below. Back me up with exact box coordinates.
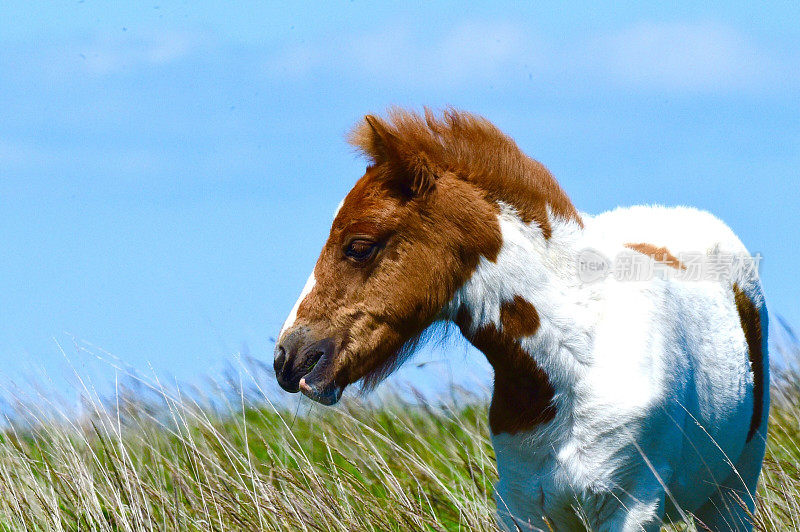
[274,331,343,404]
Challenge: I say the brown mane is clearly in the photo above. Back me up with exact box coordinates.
[348,108,582,239]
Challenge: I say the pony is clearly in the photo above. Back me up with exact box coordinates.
[273,108,769,531]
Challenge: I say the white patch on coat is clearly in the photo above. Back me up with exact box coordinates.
[448,204,768,531]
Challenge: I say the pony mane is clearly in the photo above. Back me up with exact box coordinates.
[348,107,582,238]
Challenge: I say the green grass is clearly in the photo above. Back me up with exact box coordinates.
[0,349,798,531]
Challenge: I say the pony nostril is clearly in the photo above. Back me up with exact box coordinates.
[274,345,287,375]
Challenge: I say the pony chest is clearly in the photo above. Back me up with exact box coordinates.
[491,431,621,525]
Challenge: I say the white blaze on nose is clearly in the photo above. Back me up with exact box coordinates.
[280,272,316,338]
[278,198,340,339]
[333,198,345,219]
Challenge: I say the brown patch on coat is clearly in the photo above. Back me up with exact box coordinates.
[624,242,685,270]
[456,297,555,435]
[349,108,583,239]
[501,295,541,338]
[732,283,764,443]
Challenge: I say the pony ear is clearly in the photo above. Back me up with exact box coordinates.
[353,114,438,198]
[362,115,398,166]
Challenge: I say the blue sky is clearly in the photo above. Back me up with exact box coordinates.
[1,2,798,398]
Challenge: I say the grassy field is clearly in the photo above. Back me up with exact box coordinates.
[0,343,798,531]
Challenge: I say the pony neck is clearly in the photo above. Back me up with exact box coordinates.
[448,204,591,434]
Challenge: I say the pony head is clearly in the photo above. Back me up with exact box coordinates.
[273,108,579,404]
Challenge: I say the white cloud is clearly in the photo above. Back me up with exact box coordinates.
[0,138,160,175]
[0,139,38,167]
[71,30,197,75]
[265,42,322,78]
[263,19,796,96]
[266,20,532,87]
[588,22,777,92]
[354,21,528,83]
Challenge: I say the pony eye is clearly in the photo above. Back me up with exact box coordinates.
[345,239,378,262]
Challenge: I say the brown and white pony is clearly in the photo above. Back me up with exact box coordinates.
[274,109,768,531]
